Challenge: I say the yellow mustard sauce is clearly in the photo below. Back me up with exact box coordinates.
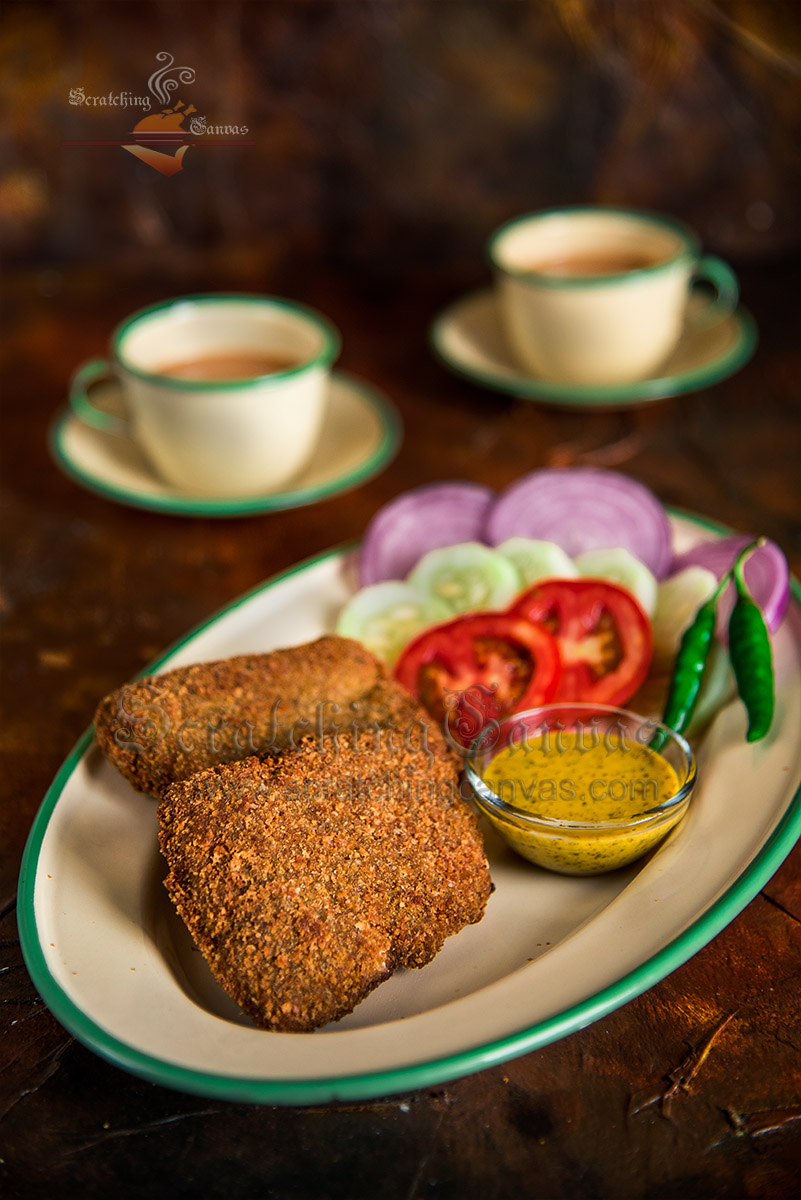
[481,731,686,875]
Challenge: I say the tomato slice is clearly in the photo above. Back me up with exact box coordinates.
[509,579,652,706]
[394,612,561,748]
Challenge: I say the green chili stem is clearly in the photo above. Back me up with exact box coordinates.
[732,538,764,583]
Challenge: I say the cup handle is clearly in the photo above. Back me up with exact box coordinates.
[687,255,739,329]
[69,359,132,436]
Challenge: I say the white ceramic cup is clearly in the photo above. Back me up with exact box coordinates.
[488,207,739,386]
[69,294,341,496]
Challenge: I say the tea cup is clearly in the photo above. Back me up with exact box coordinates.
[488,207,739,385]
[69,294,341,496]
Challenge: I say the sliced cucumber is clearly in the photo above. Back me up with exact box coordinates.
[652,566,718,665]
[495,537,578,588]
[407,541,521,615]
[573,547,658,615]
[336,582,451,665]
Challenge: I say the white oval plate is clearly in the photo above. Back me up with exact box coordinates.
[18,515,801,1105]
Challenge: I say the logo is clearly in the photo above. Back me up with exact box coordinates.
[66,51,251,176]
[441,683,502,754]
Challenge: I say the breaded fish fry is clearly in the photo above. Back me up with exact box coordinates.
[94,636,383,796]
[159,734,492,1031]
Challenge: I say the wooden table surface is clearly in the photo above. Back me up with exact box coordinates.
[1,261,799,1199]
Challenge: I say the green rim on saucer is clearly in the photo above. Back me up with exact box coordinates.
[429,289,758,407]
[49,371,402,517]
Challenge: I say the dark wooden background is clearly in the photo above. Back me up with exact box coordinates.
[1,2,800,1197]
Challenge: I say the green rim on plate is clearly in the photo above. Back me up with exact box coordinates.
[17,520,801,1105]
[49,371,402,517]
[429,292,758,407]
[112,293,341,389]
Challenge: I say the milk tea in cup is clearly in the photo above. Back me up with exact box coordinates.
[69,294,341,496]
[488,208,739,386]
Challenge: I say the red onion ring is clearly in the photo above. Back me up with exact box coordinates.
[484,468,672,579]
[359,482,496,586]
[671,535,790,635]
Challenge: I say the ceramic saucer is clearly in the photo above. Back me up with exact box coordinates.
[430,288,758,408]
[50,371,402,517]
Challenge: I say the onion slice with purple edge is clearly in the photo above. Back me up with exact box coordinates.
[671,535,790,636]
[484,468,673,579]
[359,481,496,586]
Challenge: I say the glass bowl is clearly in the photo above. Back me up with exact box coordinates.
[466,703,696,876]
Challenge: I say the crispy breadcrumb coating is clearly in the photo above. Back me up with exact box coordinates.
[158,733,491,1031]
[94,636,395,795]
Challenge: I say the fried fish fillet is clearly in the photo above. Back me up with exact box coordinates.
[94,635,404,796]
[158,733,491,1031]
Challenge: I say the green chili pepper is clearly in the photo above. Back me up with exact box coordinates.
[657,539,763,749]
[659,571,731,739]
[728,541,775,742]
